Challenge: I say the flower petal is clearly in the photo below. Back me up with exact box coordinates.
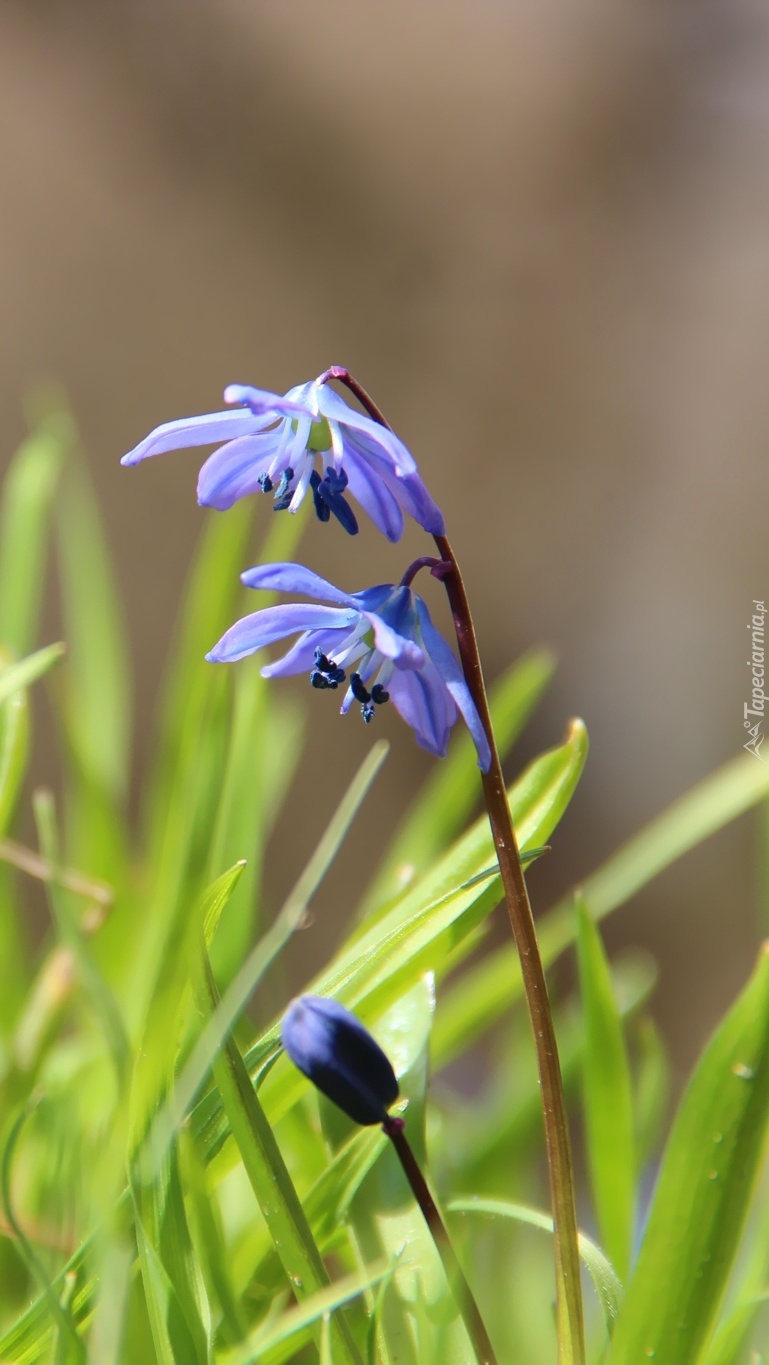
[224,383,313,418]
[387,662,455,757]
[260,628,353,678]
[342,452,405,542]
[417,600,492,770]
[121,409,259,466]
[240,562,359,608]
[314,386,418,476]
[206,603,355,663]
[197,431,288,509]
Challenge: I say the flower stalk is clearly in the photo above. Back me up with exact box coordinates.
[328,368,586,1364]
[382,1115,498,1365]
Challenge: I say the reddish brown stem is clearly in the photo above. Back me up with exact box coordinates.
[325,366,585,1362]
[383,1117,497,1364]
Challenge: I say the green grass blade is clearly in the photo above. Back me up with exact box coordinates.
[191,941,362,1364]
[358,649,555,917]
[608,942,769,1364]
[0,410,71,657]
[435,751,769,1062]
[0,644,66,708]
[216,722,587,1145]
[447,1198,622,1337]
[54,460,131,873]
[1,1100,85,1364]
[0,671,29,837]
[575,895,635,1281]
[220,1266,387,1365]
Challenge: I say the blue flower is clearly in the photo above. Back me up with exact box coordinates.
[121,376,444,541]
[281,995,399,1127]
[205,562,491,769]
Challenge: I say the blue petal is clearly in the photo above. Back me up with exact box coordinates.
[197,431,287,509]
[342,433,445,535]
[121,409,260,466]
[387,662,455,757]
[314,386,418,476]
[206,603,355,663]
[281,995,399,1127]
[417,600,492,770]
[260,628,352,678]
[224,383,313,418]
[240,562,359,608]
[342,452,405,542]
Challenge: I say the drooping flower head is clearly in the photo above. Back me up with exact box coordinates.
[281,995,399,1127]
[206,561,491,769]
[121,374,444,542]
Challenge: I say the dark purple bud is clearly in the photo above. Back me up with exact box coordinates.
[281,995,399,1127]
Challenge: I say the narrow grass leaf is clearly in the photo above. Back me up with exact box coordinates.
[220,1266,386,1365]
[0,674,29,837]
[0,644,66,708]
[701,1291,769,1365]
[575,895,636,1281]
[435,751,769,1062]
[447,1199,622,1336]
[608,941,769,1364]
[192,941,362,1364]
[358,649,555,917]
[0,409,70,657]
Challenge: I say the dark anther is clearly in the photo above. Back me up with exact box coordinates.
[257,472,274,493]
[350,673,371,704]
[310,671,330,690]
[314,647,331,669]
[371,684,390,706]
[311,467,358,536]
[273,467,294,501]
[362,703,375,724]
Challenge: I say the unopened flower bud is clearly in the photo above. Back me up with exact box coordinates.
[281,995,399,1126]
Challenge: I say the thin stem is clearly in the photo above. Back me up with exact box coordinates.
[329,366,585,1363]
[433,533,585,1362]
[383,1117,497,1365]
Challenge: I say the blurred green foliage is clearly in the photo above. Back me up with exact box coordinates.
[0,410,767,1363]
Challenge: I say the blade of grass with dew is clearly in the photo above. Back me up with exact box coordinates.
[191,940,362,1365]
[608,941,769,1364]
[575,894,635,1282]
[357,649,555,919]
[701,1291,769,1365]
[148,742,388,1176]
[447,1199,622,1338]
[434,751,769,1064]
[196,721,587,1150]
[54,458,131,876]
[0,408,71,658]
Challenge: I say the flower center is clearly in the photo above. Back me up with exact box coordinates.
[304,417,332,453]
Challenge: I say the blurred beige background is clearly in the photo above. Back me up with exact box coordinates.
[1,0,767,1083]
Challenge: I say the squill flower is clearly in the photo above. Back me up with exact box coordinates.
[121,375,444,541]
[205,561,491,769]
[281,995,399,1127]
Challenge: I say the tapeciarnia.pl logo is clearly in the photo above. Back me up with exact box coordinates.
[744,599,767,760]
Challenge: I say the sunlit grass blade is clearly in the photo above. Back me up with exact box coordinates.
[608,941,769,1364]
[131,1146,208,1365]
[435,751,769,1061]
[152,742,388,1172]
[0,408,71,657]
[701,1290,769,1365]
[192,941,362,1364]
[195,722,586,1147]
[219,1265,387,1365]
[0,668,32,1025]
[575,895,635,1281]
[358,649,555,918]
[633,1015,670,1169]
[447,1199,623,1338]
[0,669,29,838]
[0,644,66,708]
[55,459,131,873]
[1,1099,85,1364]
[205,659,305,986]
